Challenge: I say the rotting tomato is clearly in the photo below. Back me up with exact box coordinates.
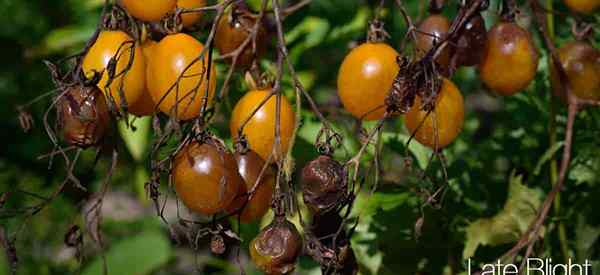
[177,0,207,28]
[450,13,487,67]
[58,85,110,148]
[215,9,268,68]
[416,14,451,69]
[172,142,242,215]
[229,89,295,162]
[563,0,599,14]
[128,40,158,116]
[405,78,464,149]
[551,41,600,101]
[146,33,217,120]
[250,217,302,275]
[226,150,275,223]
[82,30,146,111]
[301,155,346,214]
[337,42,400,120]
[120,0,176,22]
[479,22,539,96]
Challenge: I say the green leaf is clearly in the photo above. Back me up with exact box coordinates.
[533,141,564,175]
[362,192,412,219]
[41,25,95,54]
[383,131,432,170]
[82,230,172,275]
[575,215,600,262]
[462,172,543,259]
[118,116,152,162]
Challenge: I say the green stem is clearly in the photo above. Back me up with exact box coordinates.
[545,0,569,263]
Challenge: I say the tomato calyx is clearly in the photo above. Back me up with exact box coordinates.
[366,19,390,43]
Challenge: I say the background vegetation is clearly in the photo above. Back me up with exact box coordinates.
[0,0,599,274]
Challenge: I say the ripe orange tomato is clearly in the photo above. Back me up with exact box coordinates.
[146,33,217,120]
[226,150,275,223]
[479,22,539,96]
[551,41,600,101]
[405,78,464,149]
[173,142,242,215]
[563,0,599,14]
[177,0,206,27]
[82,30,146,111]
[120,0,176,22]
[337,43,400,120]
[229,89,295,162]
[416,14,451,68]
[128,40,158,116]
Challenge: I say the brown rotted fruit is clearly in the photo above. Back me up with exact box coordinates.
[301,155,347,214]
[225,150,275,223]
[479,21,539,96]
[58,85,110,148]
[450,13,487,67]
[172,142,242,215]
[550,41,600,101]
[250,217,303,275]
[416,14,451,70]
[215,9,268,68]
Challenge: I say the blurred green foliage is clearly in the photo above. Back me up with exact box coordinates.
[0,0,599,274]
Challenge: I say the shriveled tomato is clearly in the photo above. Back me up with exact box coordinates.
[226,150,275,223]
[479,22,538,96]
[230,89,295,162]
[250,218,302,275]
[405,78,464,149]
[146,33,217,120]
[128,40,157,116]
[177,0,206,27]
[82,30,146,111]
[337,43,400,120]
[172,142,242,215]
[120,0,176,22]
[551,41,600,101]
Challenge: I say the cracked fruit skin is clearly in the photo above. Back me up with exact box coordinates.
[250,218,302,275]
[173,142,242,215]
[229,89,295,162]
[226,150,275,223]
[147,33,217,120]
[563,0,599,14]
[479,22,539,96]
[416,14,451,68]
[58,85,110,148]
[177,0,206,27]
[128,40,158,116]
[551,41,600,101]
[337,43,400,120]
[82,30,146,111]
[405,78,464,149]
[120,0,176,22]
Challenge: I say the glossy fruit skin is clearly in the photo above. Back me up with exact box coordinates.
[128,40,157,116]
[301,155,346,214]
[226,150,275,223]
[479,22,538,96]
[120,0,176,22]
[172,142,242,215]
[58,85,110,148]
[338,43,400,120]
[250,218,302,275]
[563,0,599,14]
[230,89,295,162]
[83,31,146,111]
[416,14,451,68]
[147,33,217,120]
[405,78,464,149]
[551,41,600,101]
[215,11,268,68]
[178,0,206,27]
[451,13,487,67]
